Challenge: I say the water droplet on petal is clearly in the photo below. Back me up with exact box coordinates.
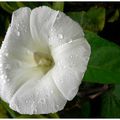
[5,64,11,70]
[4,75,7,79]
[63,66,67,69]
[11,103,16,110]
[1,50,5,54]
[59,79,63,83]
[51,28,53,32]
[1,75,4,79]
[17,31,20,36]
[4,45,7,49]
[34,108,37,113]
[55,104,59,110]
[0,70,4,74]
[5,53,8,57]
[17,24,19,27]
[40,99,45,104]
[6,79,10,82]
[17,104,21,110]
[25,100,28,103]
[3,80,6,84]
[51,90,53,94]
[24,29,27,33]
[86,57,89,61]
[46,94,49,98]
[58,34,63,39]
[0,54,2,58]
[70,55,73,59]
[57,14,61,19]
[0,63,3,67]
[68,40,73,43]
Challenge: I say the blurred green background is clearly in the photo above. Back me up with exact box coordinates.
[0,2,120,118]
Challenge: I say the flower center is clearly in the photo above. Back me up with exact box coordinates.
[33,52,54,74]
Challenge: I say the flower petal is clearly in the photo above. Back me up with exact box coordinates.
[10,72,67,114]
[52,66,80,101]
[0,7,39,102]
[49,11,84,48]
[30,6,58,54]
[52,38,91,100]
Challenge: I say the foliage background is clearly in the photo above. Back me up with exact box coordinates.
[0,2,120,118]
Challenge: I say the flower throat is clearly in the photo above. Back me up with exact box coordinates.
[34,52,54,74]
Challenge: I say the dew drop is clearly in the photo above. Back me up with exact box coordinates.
[24,29,27,33]
[46,93,49,98]
[4,45,7,49]
[1,75,4,79]
[17,24,19,27]
[0,54,2,58]
[86,57,89,61]
[1,50,4,54]
[58,34,63,39]
[57,14,61,19]
[0,70,4,74]
[5,64,11,70]
[51,90,54,94]
[63,66,67,69]
[5,53,8,57]
[55,104,59,110]
[25,100,28,103]
[4,75,7,79]
[17,31,20,36]
[3,80,6,84]
[51,28,53,32]
[68,40,73,43]
[11,103,16,110]
[59,79,63,83]
[6,79,10,82]
[0,63,3,67]
[40,99,45,104]
[34,108,37,113]
[17,104,21,109]
[70,55,73,59]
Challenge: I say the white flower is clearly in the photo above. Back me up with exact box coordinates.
[0,6,91,114]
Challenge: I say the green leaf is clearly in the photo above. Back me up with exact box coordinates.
[67,6,105,32]
[0,2,15,13]
[52,2,64,11]
[108,9,119,23]
[0,99,18,118]
[0,101,9,118]
[84,31,120,84]
[101,85,120,117]
[79,101,91,117]
[16,2,26,8]
[113,84,120,99]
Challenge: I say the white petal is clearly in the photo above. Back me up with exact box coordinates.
[30,6,59,54]
[49,11,84,48]
[52,38,91,100]
[0,7,39,102]
[52,66,80,101]
[10,72,67,114]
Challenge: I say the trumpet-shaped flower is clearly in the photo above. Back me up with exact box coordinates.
[0,6,91,114]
